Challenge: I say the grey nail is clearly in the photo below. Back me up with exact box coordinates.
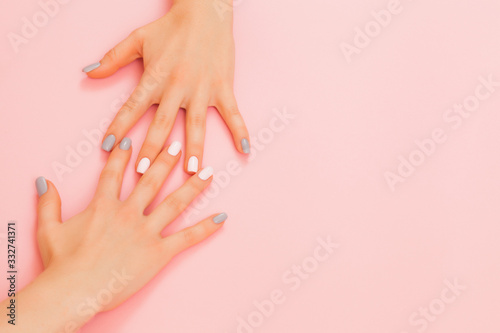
[82,62,101,73]
[213,213,228,224]
[241,138,250,154]
[35,177,47,197]
[119,137,132,150]
[101,134,116,152]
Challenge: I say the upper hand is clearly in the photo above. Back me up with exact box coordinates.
[83,2,250,174]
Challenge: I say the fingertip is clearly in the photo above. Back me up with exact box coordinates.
[186,156,199,174]
[102,134,116,152]
[197,166,214,181]
[167,141,182,156]
[35,176,47,197]
[136,157,151,174]
[212,212,228,224]
[82,62,101,74]
[240,138,250,154]
[119,137,132,151]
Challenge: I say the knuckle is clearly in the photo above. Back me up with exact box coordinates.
[164,195,187,214]
[99,169,121,184]
[188,113,205,128]
[130,28,145,41]
[225,104,240,116]
[168,68,187,85]
[152,112,172,128]
[182,227,199,245]
[140,140,161,154]
[185,179,203,196]
[155,150,174,166]
[105,47,118,63]
[122,98,140,113]
[139,174,159,190]
[88,197,114,213]
[38,199,54,211]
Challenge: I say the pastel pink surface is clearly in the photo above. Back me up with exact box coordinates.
[1,0,500,332]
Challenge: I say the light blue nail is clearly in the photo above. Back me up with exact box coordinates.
[102,135,116,152]
[119,137,132,150]
[35,177,47,197]
[213,213,228,224]
[241,138,250,154]
[82,62,101,73]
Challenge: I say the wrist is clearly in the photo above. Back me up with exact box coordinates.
[34,265,99,328]
[170,0,234,24]
[1,266,96,333]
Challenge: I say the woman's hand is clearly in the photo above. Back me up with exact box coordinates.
[83,0,250,175]
[0,138,227,332]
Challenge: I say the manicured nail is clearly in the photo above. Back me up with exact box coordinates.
[241,138,250,154]
[82,62,101,73]
[137,158,150,174]
[35,176,47,197]
[119,137,132,150]
[167,141,182,156]
[213,213,228,224]
[188,156,198,173]
[102,134,116,152]
[198,166,214,180]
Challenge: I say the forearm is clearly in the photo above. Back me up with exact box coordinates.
[0,266,95,333]
[173,0,234,7]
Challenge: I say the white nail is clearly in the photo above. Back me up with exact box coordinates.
[198,166,214,180]
[167,141,182,156]
[187,156,198,173]
[136,158,151,174]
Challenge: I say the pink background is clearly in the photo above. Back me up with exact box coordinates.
[1,0,500,332]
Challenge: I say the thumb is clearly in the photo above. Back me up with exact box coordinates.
[82,30,143,78]
[36,177,62,228]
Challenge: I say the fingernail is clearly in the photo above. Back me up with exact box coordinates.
[82,62,101,73]
[35,176,47,197]
[198,166,214,180]
[119,137,132,150]
[137,157,151,174]
[213,212,228,224]
[188,156,198,173]
[167,141,182,156]
[102,134,116,152]
[241,138,250,154]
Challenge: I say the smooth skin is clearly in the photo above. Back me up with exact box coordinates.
[0,140,226,332]
[84,0,250,174]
